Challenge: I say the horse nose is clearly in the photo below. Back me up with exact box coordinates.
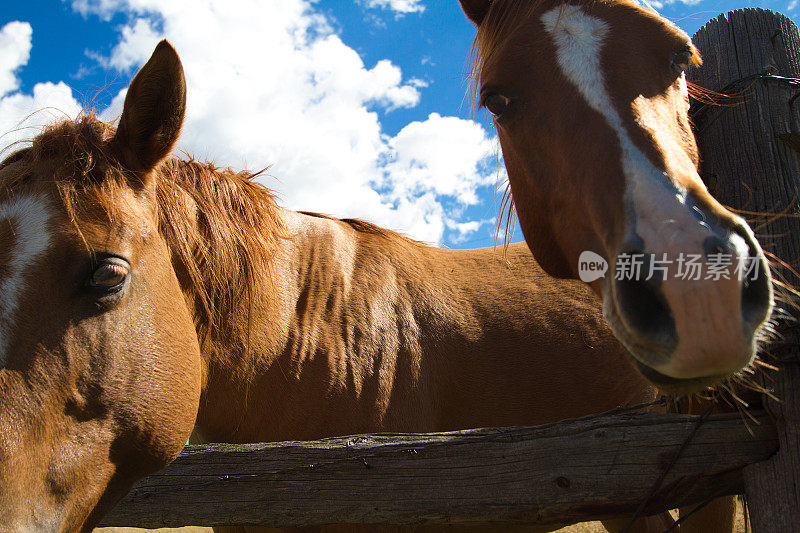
[610,215,772,380]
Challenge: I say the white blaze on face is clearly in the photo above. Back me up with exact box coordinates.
[540,5,698,257]
[0,195,53,366]
[678,72,689,97]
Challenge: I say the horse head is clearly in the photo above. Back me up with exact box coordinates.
[0,41,202,530]
[460,0,773,391]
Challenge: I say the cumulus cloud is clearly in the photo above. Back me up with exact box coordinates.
[1,1,498,245]
[447,218,496,244]
[72,0,126,20]
[0,21,32,97]
[642,0,703,8]
[0,22,83,154]
[382,113,497,205]
[365,0,425,15]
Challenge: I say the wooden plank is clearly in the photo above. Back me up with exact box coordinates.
[100,411,777,528]
[690,9,800,531]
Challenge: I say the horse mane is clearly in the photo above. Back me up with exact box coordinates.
[157,158,287,346]
[298,210,422,244]
[0,114,287,348]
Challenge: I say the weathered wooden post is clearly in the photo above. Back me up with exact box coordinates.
[689,9,800,530]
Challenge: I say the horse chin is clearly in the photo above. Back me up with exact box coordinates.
[600,277,728,394]
[626,356,728,394]
[607,316,726,393]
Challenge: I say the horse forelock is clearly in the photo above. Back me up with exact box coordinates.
[469,0,552,106]
[0,117,134,262]
[469,0,701,106]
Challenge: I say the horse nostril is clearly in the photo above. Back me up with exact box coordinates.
[741,268,770,325]
[614,274,677,348]
[731,225,773,327]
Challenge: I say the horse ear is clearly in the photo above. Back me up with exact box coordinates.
[459,0,492,25]
[110,40,186,177]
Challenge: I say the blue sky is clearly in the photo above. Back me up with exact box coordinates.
[1,0,797,249]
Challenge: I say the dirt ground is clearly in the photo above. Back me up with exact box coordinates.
[94,501,747,532]
[94,524,734,532]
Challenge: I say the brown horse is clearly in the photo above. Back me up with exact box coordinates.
[0,42,680,531]
[458,0,774,393]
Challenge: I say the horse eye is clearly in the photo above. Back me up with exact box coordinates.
[89,259,130,292]
[482,92,512,119]
[671,43,695,74]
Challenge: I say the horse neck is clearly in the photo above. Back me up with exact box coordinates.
[156,163,404,442]
[184,205,449,443]
[174,194,656,444]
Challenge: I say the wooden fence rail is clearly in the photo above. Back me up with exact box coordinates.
[101,410,777,528]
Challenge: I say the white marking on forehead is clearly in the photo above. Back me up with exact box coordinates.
[0,195,53,366]
[541,5,612,113]
[541,4,689,244]
[678,72,689,97]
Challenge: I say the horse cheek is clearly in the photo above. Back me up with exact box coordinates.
[127,241,202,470]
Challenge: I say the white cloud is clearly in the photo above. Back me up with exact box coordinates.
[642,0,702,7]
[106,18,163,71]
[382,113,497,205]
[365,0,425,15]
[0,23,83,155]
[72,0,126,20]
[1,0,497,245]
[0,22,33,97]
[446,218,496,244]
